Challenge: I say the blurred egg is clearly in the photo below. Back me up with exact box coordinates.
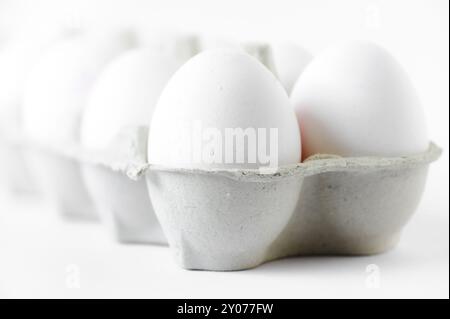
[81,47,179,244]
[20,30,135,220]
[136,29,199,64]
[0,27,66,134]
[200,36,278,77]
[241,42,278,77]
[22,30,136,146]
[0,26,67,194]
[148,49,301,169]
[81,47,183,150]
[271,43,313,95]
[291,41,428,159]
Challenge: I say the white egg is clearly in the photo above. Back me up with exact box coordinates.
[22,30,136,146]
[241,42,278,77]
[0,27,66,134]
[148,49,301,170]
[20,30,135,220]
[271,43,313,95]
[291,41,428,159]
[81,48,179,244]
[81,48,183,150]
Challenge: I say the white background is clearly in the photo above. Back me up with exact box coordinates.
[0,0,448,298]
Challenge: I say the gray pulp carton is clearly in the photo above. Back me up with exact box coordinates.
[145,143,441,271]
[0,140,38,194]
[25,148,98,221]
[82,164,166,244]
[2,132,441,271]
[79,127,167,244]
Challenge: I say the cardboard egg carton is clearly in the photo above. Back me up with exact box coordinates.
[13,127,167,245]
[144,142,441,270]
[0,138,38,195]
[0,129,442,271]
[25,147,98,221]
[74,133,441,271]
[80,127,166,244]
[0,132,99,221]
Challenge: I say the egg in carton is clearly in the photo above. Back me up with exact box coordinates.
[21,29,136,220]
[79,47,190,244]
[271,43,313,95]
[0,26,67,195]
[142,45,441,271]
[198,34,314,97]
[79,40,285,244]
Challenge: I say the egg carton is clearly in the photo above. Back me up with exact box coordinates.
[2,131,442,271]
[46,127,434,271]
[0,137,38,195]
[25,147,99,221]
[79,126,166,244]
[15,127,167,244]
[143,143,441,271]
[0,131,96,221]
[0,129,97,221]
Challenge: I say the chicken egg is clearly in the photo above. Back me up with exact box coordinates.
[0,27,66,135]
[81,47,183,150]
[148,49,301,170]
[291,41,428,159]
[271,43,313,95]
[20,30,135,220]
[80,47,182,243]
[22,30,136,146]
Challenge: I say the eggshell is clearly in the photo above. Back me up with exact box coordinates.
[21,30,135,220]
[271,43,313,94]
[80,48,183,243]
[291,41,428,159]
[148,49,301,169]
